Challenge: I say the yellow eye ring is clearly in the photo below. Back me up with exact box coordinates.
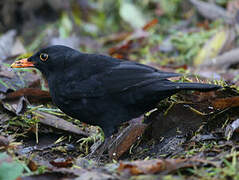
[40,53,48,61]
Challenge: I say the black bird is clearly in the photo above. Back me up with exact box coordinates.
[11,45,220,156]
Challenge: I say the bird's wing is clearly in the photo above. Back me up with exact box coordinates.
[99,61,180,93]
[64,60,180,98]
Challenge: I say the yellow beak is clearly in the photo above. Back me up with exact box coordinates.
[11,58,35,68]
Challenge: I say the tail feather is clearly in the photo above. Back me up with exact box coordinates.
[176,82,221,92]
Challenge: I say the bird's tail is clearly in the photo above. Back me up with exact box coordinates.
[175,82,221,92]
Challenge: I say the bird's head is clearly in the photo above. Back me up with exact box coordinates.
[11,45,78,77]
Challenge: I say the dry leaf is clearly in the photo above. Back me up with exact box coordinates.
[211,96,239,110]
[6,88,51,104]
[118,159,193,175]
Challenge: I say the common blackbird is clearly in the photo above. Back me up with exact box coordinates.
[11,45,220,156]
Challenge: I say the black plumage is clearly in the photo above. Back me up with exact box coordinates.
[11,45,220,139]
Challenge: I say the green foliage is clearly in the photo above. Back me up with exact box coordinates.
[36,165,47,174]
[0,153,24,180]
[119,0,147,29]
[186,151,239,179]
[160,0,182,16]
[171,29,216,63]
[215,0,229,5]
[59,12,73,38]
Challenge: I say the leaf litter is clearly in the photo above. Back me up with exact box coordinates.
[1,0,239,179]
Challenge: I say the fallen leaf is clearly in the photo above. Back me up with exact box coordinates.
[194,28,233,66]
[5,88,51,104]
[50,158,73,168]
[118,158,193,175]
[119,1,147,29]
[35,111,89,137]
[190,0,233,24]
[199,47,239,69]
[2,96,28,115]
[108,118,147,160]
[0,67,41,93]
[142,19,158,31]
[108,19,157,58]
[211,96,239,110]
[103,18,158,47]
[74,171,116,180]
[102,32,132,45]
[21,172,73,180]
[28,160,38,171]
[225,118,239,140]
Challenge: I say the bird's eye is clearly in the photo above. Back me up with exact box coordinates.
[40,53,48,61]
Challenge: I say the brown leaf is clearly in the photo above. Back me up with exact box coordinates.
[211,96,239,110]
[142,18,158,31]
[28,160,38,171]
[50,158,73,168]
[21,172,72,180]
[118,159,193,175]
[35,111,89,137]
[108,117,147,160]
[102,32,132,45]
[5,88,51,104]
[196,20,210,30]
[108,19,157,58]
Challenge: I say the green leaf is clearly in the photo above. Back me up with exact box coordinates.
[160,0,181,16]
[0,153,24,180]
[59,12,73,38]
[119,1,146,29]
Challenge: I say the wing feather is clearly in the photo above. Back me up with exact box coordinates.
[63,56,180,98]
